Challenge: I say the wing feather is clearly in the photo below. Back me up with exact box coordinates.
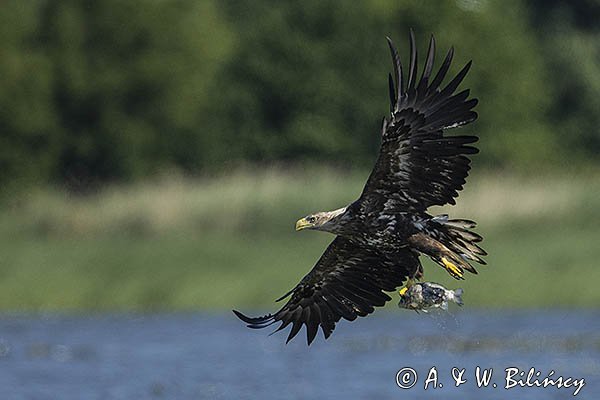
[233,237,420,345]
[386,36,403,101]
[361,33,478,212]
[406,29,418,92]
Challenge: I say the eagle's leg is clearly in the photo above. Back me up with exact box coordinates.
[407,233,467,280]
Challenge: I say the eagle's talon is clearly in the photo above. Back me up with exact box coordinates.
[398,278,416,296]
[441,257,464,279]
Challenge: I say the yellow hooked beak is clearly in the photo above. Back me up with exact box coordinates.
[295,218,312,231]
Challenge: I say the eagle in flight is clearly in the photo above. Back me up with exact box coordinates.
[234,31,486,345]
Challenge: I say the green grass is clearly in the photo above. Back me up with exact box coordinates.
[1,167,599,311]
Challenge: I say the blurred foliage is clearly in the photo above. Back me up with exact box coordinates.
[1,169,599,309]
[0,0,598,189]
[528,0,600,162]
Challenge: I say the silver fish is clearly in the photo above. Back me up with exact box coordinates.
[398,282,463,312]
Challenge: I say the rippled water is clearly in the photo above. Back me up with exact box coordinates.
[0,310,598,399]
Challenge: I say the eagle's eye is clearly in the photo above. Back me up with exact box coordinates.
[307,216,316,223]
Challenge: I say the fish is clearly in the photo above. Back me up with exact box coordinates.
[398,282,464,312]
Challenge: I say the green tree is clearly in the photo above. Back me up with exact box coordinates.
[528,0,600,165]
[0,0,597,191]
[1,0,233,189]
[210,0,556,170]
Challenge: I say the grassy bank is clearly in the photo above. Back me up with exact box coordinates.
[1,168,599,311]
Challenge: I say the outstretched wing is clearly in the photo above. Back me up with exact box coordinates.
[360,31,478,213]
[233,236,420,345]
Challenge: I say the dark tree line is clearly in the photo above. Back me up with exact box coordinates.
[1,0,598,189]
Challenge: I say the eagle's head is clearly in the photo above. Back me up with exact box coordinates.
[295,207,348,233]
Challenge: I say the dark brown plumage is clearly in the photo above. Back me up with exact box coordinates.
[234,31,486,345]
[234,237,419,344]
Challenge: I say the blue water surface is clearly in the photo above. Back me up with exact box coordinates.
[0,310,598,399]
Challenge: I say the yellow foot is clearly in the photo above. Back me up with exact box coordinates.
[442,256,464,280]
[398,278,416,296]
